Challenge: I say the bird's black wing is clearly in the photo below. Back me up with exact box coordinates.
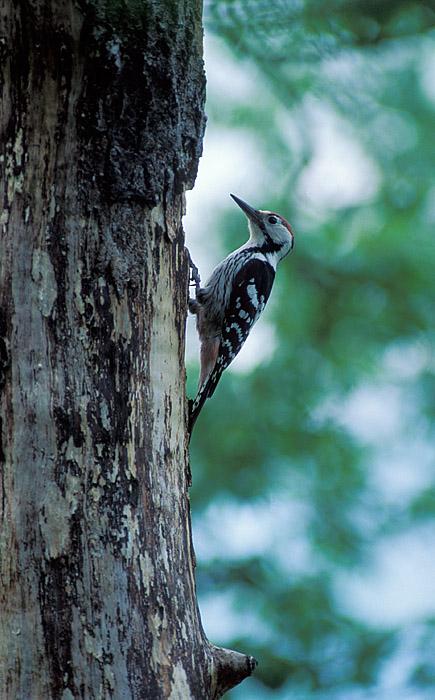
[189,258,275,432]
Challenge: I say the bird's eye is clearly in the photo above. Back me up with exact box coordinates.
[268,216,278,224]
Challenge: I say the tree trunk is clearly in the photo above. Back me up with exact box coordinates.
[0,1,255,697]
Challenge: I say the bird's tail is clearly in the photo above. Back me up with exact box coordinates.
[188,364,223,435]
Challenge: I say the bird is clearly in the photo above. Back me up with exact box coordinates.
[188,193,295,433]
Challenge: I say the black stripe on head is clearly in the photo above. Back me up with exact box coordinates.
[262,233,283,253]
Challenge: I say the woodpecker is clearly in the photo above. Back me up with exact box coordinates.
[188,194,295,432]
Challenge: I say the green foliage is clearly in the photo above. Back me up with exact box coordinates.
[190,1,435,697]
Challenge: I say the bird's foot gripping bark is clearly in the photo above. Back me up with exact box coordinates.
[188,298,200,315]
[187,249,201,292]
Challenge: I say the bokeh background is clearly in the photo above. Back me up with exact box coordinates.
[185,2,435,698]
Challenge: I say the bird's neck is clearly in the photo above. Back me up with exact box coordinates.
[240,238,286,270]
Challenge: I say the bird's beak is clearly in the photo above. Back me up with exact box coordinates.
[230,194,262,225]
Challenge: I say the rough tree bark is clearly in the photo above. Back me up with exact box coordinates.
[0,1,256,697]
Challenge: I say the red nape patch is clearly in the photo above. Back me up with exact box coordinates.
[271,212,293,234]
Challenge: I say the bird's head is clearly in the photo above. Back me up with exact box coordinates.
[230,193,294,259]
